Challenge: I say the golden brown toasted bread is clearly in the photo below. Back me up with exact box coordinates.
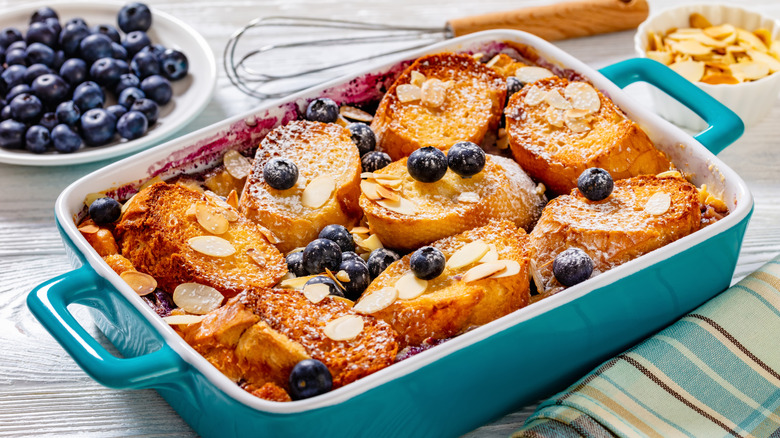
[179,287,398,397]
[506,76,672,195]
[485,53,528,78]
[359,154,545,251]
[529,174,702,295]
[239,120,362,253]
[115,182,287,298]
[357,220,530,347]
[371,52,506,161]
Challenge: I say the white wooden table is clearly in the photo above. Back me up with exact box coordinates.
[1,0,778,436]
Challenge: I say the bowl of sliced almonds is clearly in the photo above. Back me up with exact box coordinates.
[635,3,780,130]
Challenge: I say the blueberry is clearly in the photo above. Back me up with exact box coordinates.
[553,248,594,287]
[79,33,113,64]
[7,41,26,52]
[507,76,524,97]
[0,46,5,65]
[318,224,355,253]
[122,31,151,58]
[2,65,27,89]
[24,43,55,67]
[31,74,70,105]
[25,22,57,47]
[117,2,153,33]
[361,151,391,173]
[0,119,26,149]
[7,84,32,101]
[338,257,370,300]
[263,157,298,190]
[51,123,83,152]
[38,111,58,130]
[24,63,53,84]
[0,28,23,49]
[116,110,148,140]
[347,122,376,156]
[447,141,485,178]
[407,146,447,183]
[5,48,27,66]
[305,97,338,123]
[111,42,127,60]
[120,86,149,113]
[367,247,400,279]
[91,24,120,43]
[89,197,122,224]
[46,18,62,38]
[59,23,90,56]
[302,238,342,275]
[130,51,160,78]
[90,57,129,88]
[0,106,11,121]
[30,7,58,24]
[158,49,188,81]
[24,125,50,153]
[341,251,362,263]
[140,74,172,105]
[114,73,140,95]
[285,251,308,277]
[288,359,332,400]
[139,43,165,59]
[577,167,613,202]
[65,18,87,28]
[9,93,43,123]
[303,275,344,298]
[72,81,104,111]
[59,58,87,85]
[410,246,445,280]
[80,108,116,146]
[129,97,158,125]
[55,100,80,126]
[105,104,127,121]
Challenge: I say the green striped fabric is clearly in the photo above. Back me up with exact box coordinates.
[514,257,780,438]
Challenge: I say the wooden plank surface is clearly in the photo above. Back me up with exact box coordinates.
[0,0,778,436]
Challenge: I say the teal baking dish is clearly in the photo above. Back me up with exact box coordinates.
[27,30,751,437]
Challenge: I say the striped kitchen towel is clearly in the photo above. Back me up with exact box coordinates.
[514,256,780,438]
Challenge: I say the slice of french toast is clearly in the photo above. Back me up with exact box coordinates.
[370,52,506,161]
[506,76,672,195]
[359,154,546,251]
[529,174,702,295]
[239,120,362,253]
[179,287,398,397]
[356,220,530,347]
[115,182,287,298]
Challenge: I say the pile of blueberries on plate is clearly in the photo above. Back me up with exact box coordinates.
[0,2,189,154]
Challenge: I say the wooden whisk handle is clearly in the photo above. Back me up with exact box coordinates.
[447,0,649,40]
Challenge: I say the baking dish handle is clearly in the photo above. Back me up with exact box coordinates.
[27,266,188,389]
[599,58,744,155]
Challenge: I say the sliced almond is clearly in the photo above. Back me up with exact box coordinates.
[377,196,417,215]
[185,204,197,217]
[339,105,373,123]
[375,184,400,202]
[564,82,601,113]
[747,50,780,73]
[353,287,398,314]
[701,72,740,85]
[737,29,768,52]
[689,12,712,29]
[195,203,229,235]
[84,192,105,207]
[226,190,239,209]
[656,170,682,179]
[120,194,136,214]
[496,135,509,149]
[395,272,428,300]
[397,84,422,102]
[529,259,545,292]
[287,246,306,255]
[490,260,521,278]
[479,244,499,264]
[324,268,347,291]
[78,224,99,234]
[545,106,565,128]
[565,108,591,119]
[410,70,426,87]
[457,192,480,203]
[301,175,335,208]
[120,271,157,296]
[644,192,672,216]
[671,39,712,56]
[515,66,555,84]
[360,180,383,200]
[188,236,236,257]
[447,240,489,270]
[280,275,314,290]
[302,283,331,304]
[173,282,224,314]
[544,90,571,110]
[462,262,506,282]
[323,315,364,341]
[421,78,447,108]
[373,175,403,189]
[336,270,351,283]
[246,248,266,266]
[258,226,281,244]
[704,24,736,39]
[139,176,164,191]
[223,150,252,180]
[730,60,770,81]
[163,314,205,325]
[565,116,592,133]
[523,85,546,106]
[356,234,383,252]
[647,50,673,65]
[350,226,370,234]
[222,208,239,222]
[669,60,705,82]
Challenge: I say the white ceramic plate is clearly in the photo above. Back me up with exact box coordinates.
[0,0,217,166]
